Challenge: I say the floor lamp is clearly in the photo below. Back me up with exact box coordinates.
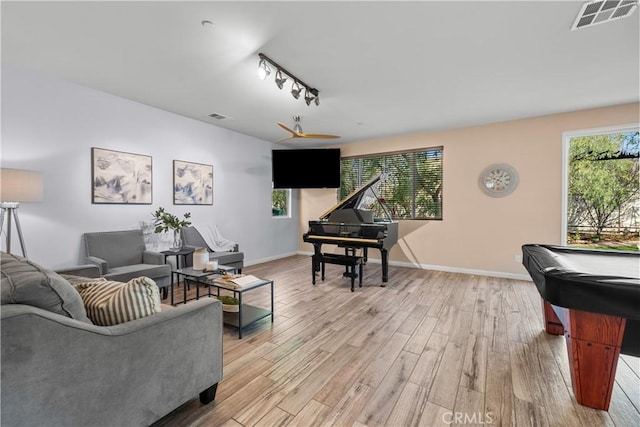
[0,168,43,258]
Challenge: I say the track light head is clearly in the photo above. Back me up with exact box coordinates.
[304,88,316,106]
[257,59,271,80]
[291,81,302,99]
[314,94,320,106]
[275,69,287,90]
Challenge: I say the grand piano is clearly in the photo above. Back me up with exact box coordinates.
[303,174,399,283]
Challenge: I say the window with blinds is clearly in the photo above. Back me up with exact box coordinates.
[340,147,443,220]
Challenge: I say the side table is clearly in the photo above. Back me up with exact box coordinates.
[161,249,193,301]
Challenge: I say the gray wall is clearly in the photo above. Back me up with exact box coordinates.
[1,65,299,269]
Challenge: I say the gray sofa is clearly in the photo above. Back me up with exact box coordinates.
[181,226,244,272]
[83,229,171,293]
[0,252,223,427]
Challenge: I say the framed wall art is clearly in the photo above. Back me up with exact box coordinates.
[91,147,153,204]
[173,160,213,205]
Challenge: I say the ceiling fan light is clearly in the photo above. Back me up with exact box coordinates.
[257,59,271,80]
[291,81,302,99]
[275,69,287,89]
[294,123,303,133]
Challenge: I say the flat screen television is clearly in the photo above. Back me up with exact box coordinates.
[272,148,341,189]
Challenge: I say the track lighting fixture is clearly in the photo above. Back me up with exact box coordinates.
[275,69,287,89]
[257,52,320,106]
[291,81,302,99]
[257,59,271,80]
[304,88,316,106]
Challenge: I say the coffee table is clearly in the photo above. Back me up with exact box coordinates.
[171,267,274,338]
[208,277,274,339]
[171,265,237,306]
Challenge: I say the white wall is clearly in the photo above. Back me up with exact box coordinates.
[1,65,299,268]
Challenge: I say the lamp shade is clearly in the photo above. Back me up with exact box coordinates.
[0,168,44,203]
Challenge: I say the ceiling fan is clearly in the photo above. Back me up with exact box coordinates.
[275,116,340,143]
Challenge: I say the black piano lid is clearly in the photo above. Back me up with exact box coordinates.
[319,174,393,222]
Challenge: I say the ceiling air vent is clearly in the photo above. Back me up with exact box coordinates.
[571,0,638,30]
[207,112,228,120]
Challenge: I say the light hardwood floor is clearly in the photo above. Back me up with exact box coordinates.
[154,255,639,427]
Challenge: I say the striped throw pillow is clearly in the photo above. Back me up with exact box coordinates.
[73,277,161,326]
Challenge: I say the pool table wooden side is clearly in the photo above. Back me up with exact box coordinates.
[542,300,626,411]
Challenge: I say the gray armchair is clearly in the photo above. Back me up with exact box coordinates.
[181,226,244,272]
[83,230,171,292]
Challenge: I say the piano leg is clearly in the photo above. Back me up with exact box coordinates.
[381,249,389,285]
[312,255,316,285]
[313,244,322,273]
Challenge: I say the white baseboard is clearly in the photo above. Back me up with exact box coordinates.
[296,250,531,281]
[244,251,299,267]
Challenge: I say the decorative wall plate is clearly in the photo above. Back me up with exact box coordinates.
[478,163,519,197]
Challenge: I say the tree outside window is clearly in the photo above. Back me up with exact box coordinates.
[567,131,639,251]
[272,189,290,218]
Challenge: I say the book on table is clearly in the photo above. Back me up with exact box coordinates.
[214,274,262,289]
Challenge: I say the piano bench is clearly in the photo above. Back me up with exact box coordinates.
[312,253,364,292]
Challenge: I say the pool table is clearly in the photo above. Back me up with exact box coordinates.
[522,244,640,411]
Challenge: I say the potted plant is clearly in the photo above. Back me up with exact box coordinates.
[151,207,192,251]
[217,295,240,312]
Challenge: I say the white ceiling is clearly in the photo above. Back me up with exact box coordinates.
[2,1,639,147]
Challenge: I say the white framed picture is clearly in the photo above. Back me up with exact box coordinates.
[91,147,152,204]
[173,160,213,205]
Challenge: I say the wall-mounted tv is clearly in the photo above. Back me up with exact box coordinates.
[272,148,341,189]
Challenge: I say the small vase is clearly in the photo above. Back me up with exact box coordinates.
[170,230,182,252]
